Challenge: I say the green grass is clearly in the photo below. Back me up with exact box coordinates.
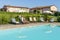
[0,11,42,24]
[0,11,59,24]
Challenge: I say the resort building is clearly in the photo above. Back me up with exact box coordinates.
[2,5,29,12]
[2,5,58,14]
[30,5,57,14]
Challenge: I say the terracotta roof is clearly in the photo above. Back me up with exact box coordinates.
[3,5,29,9]
[30,5,54,10]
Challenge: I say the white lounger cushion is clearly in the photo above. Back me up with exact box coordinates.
[50,18,54,22]
[29,17,33,21]
[19,16,24,22]
[16,22,20,23]
[40,17,44,22]
[11,18,19,23]
[21,17,24,22]
[33,17,37,21]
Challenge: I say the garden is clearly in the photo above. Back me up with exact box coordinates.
[0,11,60,24]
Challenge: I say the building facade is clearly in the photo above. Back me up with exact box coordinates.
[2,5,57,14]
[2,5,29,12]
[30,5,57,14]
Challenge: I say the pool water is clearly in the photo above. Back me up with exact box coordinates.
[0,24,60,40]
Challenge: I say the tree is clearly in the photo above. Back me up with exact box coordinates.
[33,10,40,14]
[0,8,3,11]
[54,11,60,16]
[33,10,37,14]
[43,13,48,21]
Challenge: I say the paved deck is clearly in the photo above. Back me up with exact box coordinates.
[0,23,60,30]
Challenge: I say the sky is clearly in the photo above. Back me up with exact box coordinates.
[0,0,60,11]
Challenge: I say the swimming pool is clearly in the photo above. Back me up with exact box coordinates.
[0,24,60,40]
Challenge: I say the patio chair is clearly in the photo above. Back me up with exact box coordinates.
[19,15,29,24]
[40,17,45,22]
[33,17,37,22]
[50,18,54,22]
[29,17,33,22]
[11,18,20,24]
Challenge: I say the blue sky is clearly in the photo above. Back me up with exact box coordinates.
[0,0,60,11]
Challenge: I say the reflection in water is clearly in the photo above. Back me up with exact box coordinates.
[50,24,56,28]
[45,30,52,33]
[18,35,27,39]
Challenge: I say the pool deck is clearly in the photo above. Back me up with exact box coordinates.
[0,23,60,30]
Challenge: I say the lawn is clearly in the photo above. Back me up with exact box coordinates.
[0,11,59,24]
[0,11,42,24]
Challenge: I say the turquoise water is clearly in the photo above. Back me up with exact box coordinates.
[0,24,60,40]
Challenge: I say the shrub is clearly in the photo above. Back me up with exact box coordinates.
[57,16,60,22]
[0,11,42,24]
[48,16,57,22]
[54,12,60,16]
[0,11,59,24]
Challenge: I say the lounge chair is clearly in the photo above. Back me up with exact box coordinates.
[11,18,20,24]
[19,16,29,24]
[33,17,37,22]
[29,17,33,22]
[50,18,54,22]
[40,17,45,22]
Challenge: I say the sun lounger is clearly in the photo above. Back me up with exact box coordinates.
[50,18,54,22]
[19,15,29,24]
[22,17,29,24]
[29,17,33,22]
[33,17,37,22]
[40,17,45,22]
[11,18,20,24]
